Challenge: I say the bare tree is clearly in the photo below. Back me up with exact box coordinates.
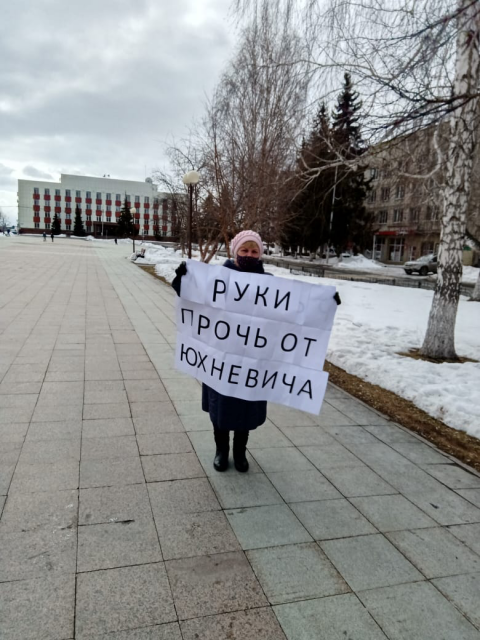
[235,0,480,360]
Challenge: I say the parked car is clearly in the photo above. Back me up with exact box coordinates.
[404,254,438,276]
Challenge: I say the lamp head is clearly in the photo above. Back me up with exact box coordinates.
[182,170,200,185]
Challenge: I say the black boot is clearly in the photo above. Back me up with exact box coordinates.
[233,431,249,472]
[213,429,230,472]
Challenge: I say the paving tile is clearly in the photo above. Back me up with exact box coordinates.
[180,413,216,431]
[44,370,85,382]
[458,489,480,509]
[226,504,312,549]
[84,389,129,404]
[447,522,480,555]
[166,551,267,620]
[389,441,452,464]
[81,623,183,639]
[0,405,35,423]
[133,412,184,435]
[126,387,170,403]
[83,402,131,420]
[26,419,83,440]
[387,527,480,578]
[246,424,293,448]
[251,447,316,472]
[77,519,162,571]
[274,593,388,640]
[141,452,205,482]
[0,573,75,640]
[359,581,480,640]
[320,465,396,497]
[210,473,283,508]
[433,573,480,630]
[81,435,139,459]
[422,464,480,489]
[350,494,437,532]
[85,369,123,381]
[0,489,78,532]
[32,403,83,422]
[41,380,84,396]
[79,483,153,525]
[267,406,317,427]
[364,423,420,442]
[247,542,349,604]
[327,399,391,426]
[0,421,29,441]
[321,534,423,591]
[137,433,192,455]
[180,608,287,640]
[80,456,144,488]
[406,487,480,525]
[0,381,42,395]
[266,470,342,503]
[84,380,125,393]
[291,499,376,540]
[157,510,241,560]
[0,526,77,581]
[300,443,363,470]
[276,425,337,447]
[82,417,135,438]
[172,400,204,416]
[148,478,220,516]
[122,369,159,380]
[323,425,380,445]
[130,401,171,417]
[10,460,79,494]
[18,437,81,464]
[0,393,39,408]
[75,564,176,638]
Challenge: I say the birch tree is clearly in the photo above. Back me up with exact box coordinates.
[236,0,480,360]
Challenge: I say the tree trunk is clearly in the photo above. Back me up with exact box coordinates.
[421,0,480,359]
[471,272,480,301]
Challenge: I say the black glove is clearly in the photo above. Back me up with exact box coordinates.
[175,262,187,277]
[333,292,341,306]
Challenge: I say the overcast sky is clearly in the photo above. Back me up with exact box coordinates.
[0,0,235,222]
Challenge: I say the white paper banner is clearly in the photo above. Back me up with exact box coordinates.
[175,260,337,414]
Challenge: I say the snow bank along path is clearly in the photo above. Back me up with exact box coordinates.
[140,243,480,439]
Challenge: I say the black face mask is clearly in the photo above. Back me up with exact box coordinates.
[236,255,260,272]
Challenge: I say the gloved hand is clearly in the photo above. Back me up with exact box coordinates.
[333,292,341,305]
[175,262,187,277]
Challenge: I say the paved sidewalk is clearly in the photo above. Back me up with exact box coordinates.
[1,236,480,640]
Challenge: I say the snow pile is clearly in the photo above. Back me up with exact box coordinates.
[335,255,385,271]
[462,266,480,284]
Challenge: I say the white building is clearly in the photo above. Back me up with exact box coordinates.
[17,174,178,239]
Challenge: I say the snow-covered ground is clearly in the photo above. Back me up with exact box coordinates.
[137,242,480,438]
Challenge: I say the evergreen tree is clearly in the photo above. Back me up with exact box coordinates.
[51,213,61,235]
[117,197,139,250]
[283,103,336,255]
[330,73,372,253]
[73,207,85,237]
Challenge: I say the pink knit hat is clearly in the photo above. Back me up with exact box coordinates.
[230,230,264,258]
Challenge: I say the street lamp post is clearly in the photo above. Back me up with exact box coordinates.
[182,170,200,259]
[130,207,137,253]
[326,164,339,265]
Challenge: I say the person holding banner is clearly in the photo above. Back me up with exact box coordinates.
[172,230,271,473]
[172,229,341,474]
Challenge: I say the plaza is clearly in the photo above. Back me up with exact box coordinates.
[1,236,480,639]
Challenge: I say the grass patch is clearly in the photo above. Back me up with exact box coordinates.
[137,264,168,284]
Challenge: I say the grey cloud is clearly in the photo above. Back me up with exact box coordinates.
[23,166,54,180]
[0,163,14,177]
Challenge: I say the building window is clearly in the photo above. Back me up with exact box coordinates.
[86,191,91,198]
[125,194,130,201]
[381,187,390,201]
[395,184,405,199]
[66,189,71,197]
[422,241,435,255]
[116,193,121,200]
[45,223,50,229]
[426,206,440,221]
[66,214,71,220]
[44,188,50,195]
[106,205,111,212]
[66,225,71,231]
[410,208,419,222]
[135,195,140,203]
[86,216,92,222]
[144,196,150,204]
[96,192,101,199]
[367,189,376,204]
[378,210,388,224]
[390,237,405,262]
[370,168,378,179]
[96,216,101,222]
[55,189,60,196]
[76,190,81,197]
[34,222,40,228]
[393,209,403,223]
[34,187,40,195]
[161,229,167,236]
[106,193,111,200]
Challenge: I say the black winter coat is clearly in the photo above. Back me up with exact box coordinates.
[172,258,270,432]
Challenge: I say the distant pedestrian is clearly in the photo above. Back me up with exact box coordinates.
[51,232,54,242]
[114,237,118,245]
[43,231,47,242]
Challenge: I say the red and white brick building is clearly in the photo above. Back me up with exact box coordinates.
[17,174,179,240]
